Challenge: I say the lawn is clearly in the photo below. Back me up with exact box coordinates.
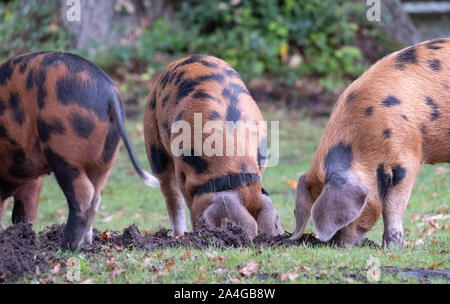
[3,104,449,284]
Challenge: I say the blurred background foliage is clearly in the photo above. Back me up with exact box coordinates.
[0,0,446,109]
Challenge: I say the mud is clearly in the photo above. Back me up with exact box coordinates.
[1,222,442,283]
[0,223,55,283]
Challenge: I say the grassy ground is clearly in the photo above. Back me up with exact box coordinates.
[3,105,449,284]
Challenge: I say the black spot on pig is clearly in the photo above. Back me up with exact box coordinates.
[0,124,7,138]
[69,114,95,138]
[37,118,65,142]
[401,115,409,121]
[383,129,391,139]
[177,79,199,103]
[193,90,216,102]
[426,39,446,50]
[324,142,353,188]
[9,149,31,178]
[394,46,417,70]
[200,60,218,68]
[9,92,25,125]
[0,98,6,115]
[0,59,13,85]
[427,59,441,71]
[150,145,170,174]
[174,55,206,70]
[102,124,120,163]
[425,97,440,121]
[346,91,356,103]
[226,105,241,124]
[149,92,156,109]
[377,164,391,200]
[392,165,406,187]
[382,95,401,107]
[174,110,184,122]
[257,137,268,170]
[162,94,170,107]
[162,121,170,138]
[175,71,185,85]
[224,69,240,78]
[209,111,221,120]
[56,74,111,121]
[182,149,209,174]
[365,107,373,116]
[160,71,171,89]
[11,199,25,224]
[420,123,426,135]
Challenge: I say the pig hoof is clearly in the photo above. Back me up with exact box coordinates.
[382,231,403,248]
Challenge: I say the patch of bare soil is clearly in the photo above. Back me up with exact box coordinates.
[0,223,55,283]
[1,222,436,283]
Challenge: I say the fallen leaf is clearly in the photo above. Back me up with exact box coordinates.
[107,261,116,270]
[410,214,421,223]
[101,230,112,241]
[415,239,424,246]
[165,261,175,270]
[181,250,191,260]
[50,264,60,274]
[431,192,439,198]
[434,166,448,176]
[427,262,444,270]
[132,213,141,219]
[239,260,259,277]
[155,252,164,258]
[428,219,439,229]
[280,272,299,282]
[80,278,93,284]
[230,277,241,283]
[437,205,448,213]
[283,179,298,189]
[388,253,399,259]
[213,268,228,276]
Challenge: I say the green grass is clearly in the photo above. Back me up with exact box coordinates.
[4,106,449,284]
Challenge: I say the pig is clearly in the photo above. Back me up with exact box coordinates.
[143,55,282,238]
[291,37,450,247]
[0,52,159,249]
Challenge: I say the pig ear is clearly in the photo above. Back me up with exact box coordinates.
[257,194,283,237]
[311,173,368,242]
[290,174,314,240]
[206,191,258,238]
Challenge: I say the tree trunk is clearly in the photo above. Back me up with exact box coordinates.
[379,0,422,45]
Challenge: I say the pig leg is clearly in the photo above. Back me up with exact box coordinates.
[83,165,115,245]
[11,177,43,225]
[159,165,187,236]
[381,164,419,248]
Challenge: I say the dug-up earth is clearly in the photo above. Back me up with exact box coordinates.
[0,222,448,283]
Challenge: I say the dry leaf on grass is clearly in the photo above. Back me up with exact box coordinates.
[283,180,298,189]
[280,272,299,282]
[434,167,448,176]
[239,260,259,277]
[427,262,444,270]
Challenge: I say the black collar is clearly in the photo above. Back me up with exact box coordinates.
[195,173,269,196]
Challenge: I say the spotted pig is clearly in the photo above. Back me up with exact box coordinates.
[291,38,450,247]
[144,55,282,238]
[0,52,159,250]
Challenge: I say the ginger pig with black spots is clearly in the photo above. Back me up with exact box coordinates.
[291,38,450,248]
[144,55,282,238]
[0,52,159,250]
